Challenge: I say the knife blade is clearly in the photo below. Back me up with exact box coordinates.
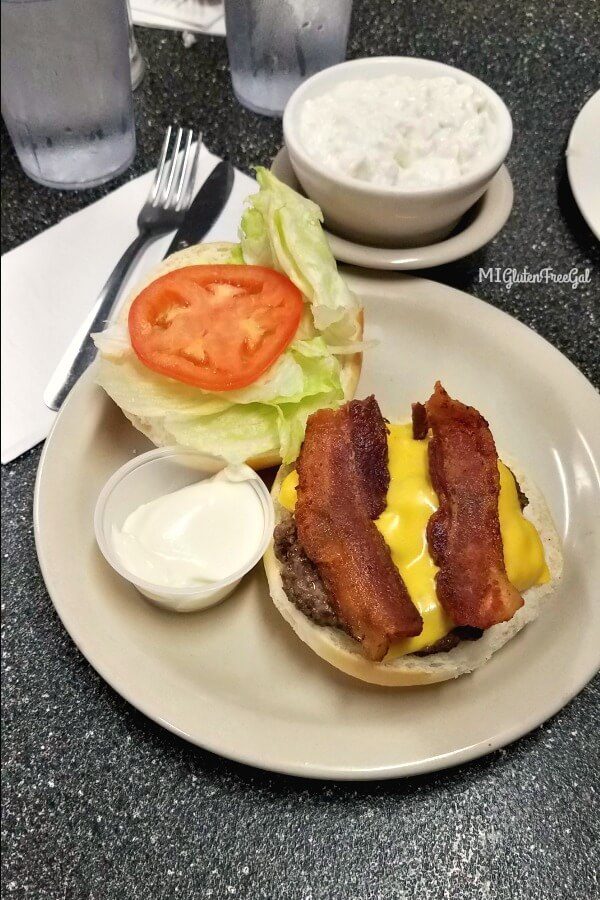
[164,160,235,258]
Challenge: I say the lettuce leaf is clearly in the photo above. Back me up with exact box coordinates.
[96,337,344,463]
[96,355,234,420]
[165,390,341,464]
[240,168,360,344]
[164,404,280,462]
[227,244,245,264]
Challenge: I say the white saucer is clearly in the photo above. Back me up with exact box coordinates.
[567,90,600,239]
[35,273,600,780]
[271,146,514,270]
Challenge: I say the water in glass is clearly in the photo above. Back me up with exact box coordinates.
[225,0,352,117]
[1,0,136,189]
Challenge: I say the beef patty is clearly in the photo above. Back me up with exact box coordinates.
[273,515,482,655]
[273,516,341,628]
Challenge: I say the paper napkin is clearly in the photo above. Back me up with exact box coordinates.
[1,148,255,464]
[131,0,226,36]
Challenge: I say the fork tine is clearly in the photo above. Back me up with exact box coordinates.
[181,132,203,209]
[161,126,184,206]
[173,129,194,210]
[149,126,172,202]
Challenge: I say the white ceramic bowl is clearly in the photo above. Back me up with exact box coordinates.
[283,56,513,248]
[94,447,275,612]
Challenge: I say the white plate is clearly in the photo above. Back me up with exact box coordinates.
[271,147,514,270]
[567,90,600,239]
[34,274,600,780]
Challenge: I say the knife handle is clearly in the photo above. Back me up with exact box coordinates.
[44,232,150,412]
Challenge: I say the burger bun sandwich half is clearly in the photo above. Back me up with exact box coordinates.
[264,385,563,686]
[93,169,364,469]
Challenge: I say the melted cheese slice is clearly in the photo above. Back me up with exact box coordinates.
[278,423,549,658]
[376,425,452,656]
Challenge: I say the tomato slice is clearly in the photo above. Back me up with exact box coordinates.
[128,265,304,391]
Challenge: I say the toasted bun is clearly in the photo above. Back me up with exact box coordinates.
[264,459,563,686]
[109,242,362,470]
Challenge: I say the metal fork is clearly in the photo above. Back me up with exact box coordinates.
[44,126,202,412]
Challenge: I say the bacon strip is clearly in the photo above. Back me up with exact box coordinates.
[411,401,428,440]
[347,395,390,519]
[424,382,523,629]
[295,397,423,661]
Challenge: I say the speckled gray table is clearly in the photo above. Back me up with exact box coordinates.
[2,3,599,898]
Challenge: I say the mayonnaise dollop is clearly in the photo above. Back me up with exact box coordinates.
[299,75,497,189]
[112,467,265,589]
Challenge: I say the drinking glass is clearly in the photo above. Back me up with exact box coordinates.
[1,0,136,190]
[126,0,146,90]
[224,0,353,117]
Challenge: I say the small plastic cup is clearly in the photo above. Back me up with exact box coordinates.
[94,447,275,612]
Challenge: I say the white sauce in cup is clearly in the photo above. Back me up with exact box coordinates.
[112,467,265,590]
[299,75,497,189]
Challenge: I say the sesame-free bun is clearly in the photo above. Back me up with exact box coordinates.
[263,459,563,686]
[104,242,363,470]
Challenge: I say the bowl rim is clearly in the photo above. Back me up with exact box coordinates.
[283,55,513,199]
[93,446,275,601]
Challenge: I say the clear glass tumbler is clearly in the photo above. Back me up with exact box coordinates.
[224,0,353,117]
[1,0,136,190]
[126,0,146,90]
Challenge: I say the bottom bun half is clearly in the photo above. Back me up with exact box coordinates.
[263,462,563,686]
[106,243,363,471]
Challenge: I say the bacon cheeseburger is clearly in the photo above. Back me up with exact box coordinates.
[264,383,563,685]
